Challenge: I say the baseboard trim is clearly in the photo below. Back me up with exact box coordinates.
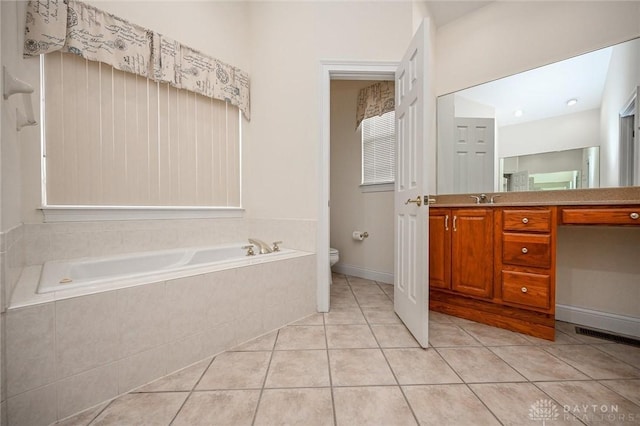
[556,304,640,338]
[332,263,394,285]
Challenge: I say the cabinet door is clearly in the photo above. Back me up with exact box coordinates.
[451,209,493,298]
[429,209,451,289]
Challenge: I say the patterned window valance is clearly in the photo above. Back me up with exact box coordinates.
[24,0,251,119]
[355,81,395,129]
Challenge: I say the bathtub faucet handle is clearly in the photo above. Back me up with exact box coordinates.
[242,245,256,256]
[272,241,283,252]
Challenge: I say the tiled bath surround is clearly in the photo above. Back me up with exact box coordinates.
[6,254,316,424]
[22,218,317,266]
[2,216,317,425]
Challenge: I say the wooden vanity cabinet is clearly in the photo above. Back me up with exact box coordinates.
[428,208,493,298]
[496,207,557,314]
[429,206,556,340]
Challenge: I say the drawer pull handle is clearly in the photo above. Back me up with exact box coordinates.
[631,212,639,220]
[521,247,528,254]
[521,287,528,293]
[445,215,449,231]
[522,217,529,224]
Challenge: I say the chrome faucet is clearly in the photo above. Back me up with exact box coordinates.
[248,238,273,254]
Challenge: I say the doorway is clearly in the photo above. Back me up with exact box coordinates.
[318,62,397,313]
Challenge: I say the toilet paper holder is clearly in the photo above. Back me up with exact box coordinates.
[352,231,369,241]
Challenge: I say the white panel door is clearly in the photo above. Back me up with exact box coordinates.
[453,117,495,193]
[394,20,430,348]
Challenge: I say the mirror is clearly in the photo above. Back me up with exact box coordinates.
[437,37,640,194]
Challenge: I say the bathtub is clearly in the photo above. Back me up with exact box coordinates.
[7,242,316,424]
[24,243,303,303]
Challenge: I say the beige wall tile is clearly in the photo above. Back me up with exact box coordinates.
[117,282,168,358]
[166,333,205,374]
[55,292,119,378]
[7,383,57,426]
[117,346,167,394]
[6,303,56,397]
[56,363,119,420]
[166,275,207,342]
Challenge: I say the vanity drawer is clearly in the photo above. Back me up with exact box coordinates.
[502,270,550,310]
[502,233,551,268]
[561,207,640,226]
[503,210,551,232]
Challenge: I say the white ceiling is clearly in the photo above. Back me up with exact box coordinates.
[453,46,613,126]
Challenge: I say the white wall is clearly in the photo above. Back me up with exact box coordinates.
[498,109,601,158]
[330,81,394,283]
[244,1,413,220]
[436,1,640,330]
[600,37,640,187]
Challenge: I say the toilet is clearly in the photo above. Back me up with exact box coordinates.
[329,247,340,268]
[329,247,340,284]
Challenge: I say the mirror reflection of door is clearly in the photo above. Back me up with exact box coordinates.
[453,117,495,193]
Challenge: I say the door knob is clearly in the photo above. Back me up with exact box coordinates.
[405,196,422,207]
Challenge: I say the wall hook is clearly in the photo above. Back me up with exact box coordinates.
[3,66,34,100]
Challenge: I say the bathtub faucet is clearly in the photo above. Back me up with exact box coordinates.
[248,238,273,254]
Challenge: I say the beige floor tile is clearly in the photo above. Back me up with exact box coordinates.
[535,381,640,424]
[437,347,525,383]
[329,349,396,386]
[522,330,582,345]
[172,390,259,426]
[599,379,640,405]
[324,309,367,325]
[265,350,330,388]
[371,324,420,348]
[333,386,417,426]
[543,345,640,379]
[593,344,640,367]
[275,326,327,350]
[233,332,278,351]
[347,277,377,286]
[255,388,333,426]
[91,393,187,425]
[54,402,109,426]
[351,286,386,297]
[326,325,379,349]
[428,322,481,347]
[290,313,325,326]
[362,307,402,324]
[428,311,455,324]
[460,322,532,346]
[384,348,462,385]
[403,384,500,425]
[471,382,581,425]
[197,351,271,390]
[355,293,394,308]
[137,358,211,392]
[380,283,394,296]
[490,346,589,381]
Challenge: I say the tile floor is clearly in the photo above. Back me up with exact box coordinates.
[57,274,640,425]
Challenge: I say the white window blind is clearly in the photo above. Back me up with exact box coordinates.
[43,52,241,208]
[361,111,395,185]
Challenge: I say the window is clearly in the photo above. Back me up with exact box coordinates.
[41,52,241,214]
[361,110,395,186]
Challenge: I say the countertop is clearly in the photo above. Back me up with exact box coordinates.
[428,187,640,208]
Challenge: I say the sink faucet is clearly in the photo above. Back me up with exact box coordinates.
[248,238,273,254]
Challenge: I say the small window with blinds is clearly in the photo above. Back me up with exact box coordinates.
[42,52,241,211]
[361,111,395,186]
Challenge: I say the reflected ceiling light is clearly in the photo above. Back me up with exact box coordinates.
[567,98,578,107]
[514,109,524,117]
